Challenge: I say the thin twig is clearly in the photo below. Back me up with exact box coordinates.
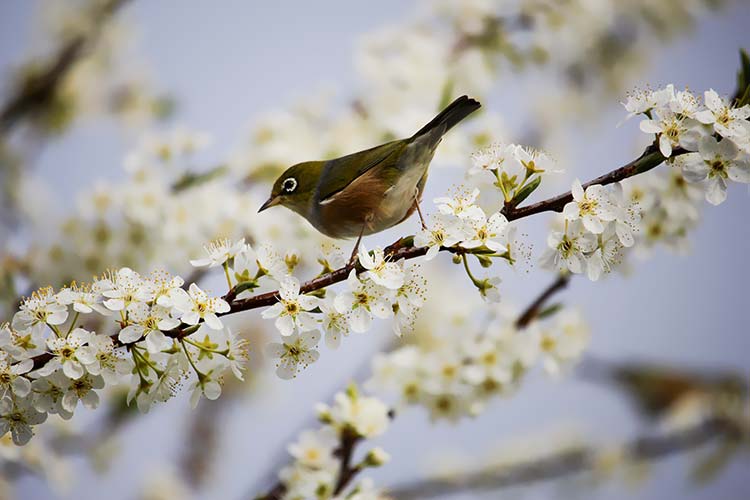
[515,274,570,329]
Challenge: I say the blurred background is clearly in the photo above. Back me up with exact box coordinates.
[0,1,748,499]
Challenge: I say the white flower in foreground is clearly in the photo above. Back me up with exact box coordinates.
[639,109,702,157]
[610,182,639,248]
[539,310,589,376]
[695,89,750,139]
[678,136,750,205]
[334,271,393,334]
[562,180,617,234]
[255,244,288,279]
[101,267,153,312]
[319,294,349,349]
[358,246,404,290]
[189,370,223,408]
[586,227,623,282]
[150,272,186,308]
[469,142,516,176]
[117,303,179,352]
[56,284,108,315]
[189,238,247,268]
[61,373,105,413]
[77,335,131,384]
[0,398,47,445]
[540,220,597,275]
[477,276,502,303]
[41,328,93,379]
[173,283,230,330]
[265,331,321,379]
[288,428,338,470]
[668,88,700,117]
[0,353,32,398]
[261,277,319,336]
[391,265,427,337]
[12,288,68,333]
[434,188,484,220]
[460,211,509,252]
[513,144,560,174]
[621,85,674,121]
[413,215,465,260]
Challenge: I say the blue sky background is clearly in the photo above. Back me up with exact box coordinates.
[2,1,749,499]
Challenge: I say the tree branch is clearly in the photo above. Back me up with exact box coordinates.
[26,138,677,372]
[387,416,740,499]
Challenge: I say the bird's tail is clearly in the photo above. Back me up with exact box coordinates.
[411,95,481,140]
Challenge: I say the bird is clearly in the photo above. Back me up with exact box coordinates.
[258,95,481,259]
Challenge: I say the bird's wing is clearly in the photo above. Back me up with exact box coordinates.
[316,139,407,203]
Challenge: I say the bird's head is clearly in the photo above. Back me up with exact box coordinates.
[259,161,324,216]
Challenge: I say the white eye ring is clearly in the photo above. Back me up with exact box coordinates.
[282,177,298,193]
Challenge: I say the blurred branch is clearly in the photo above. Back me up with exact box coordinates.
[387,416,742,499]
[0,0,131,134]
[515,273,569,328]
[578,355,747,421]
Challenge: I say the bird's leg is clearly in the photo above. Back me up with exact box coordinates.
[413,187,427,230]
[349,217,369,267]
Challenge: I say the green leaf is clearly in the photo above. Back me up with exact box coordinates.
[537,302,563,320]
[511,175,542,206]
[232,280,259,295]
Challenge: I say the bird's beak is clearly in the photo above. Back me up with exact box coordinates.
[258,195,280,213]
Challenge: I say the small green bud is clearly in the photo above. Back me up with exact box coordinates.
[477,255,493,268]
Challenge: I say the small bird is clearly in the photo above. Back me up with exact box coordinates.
[259,95,481,257]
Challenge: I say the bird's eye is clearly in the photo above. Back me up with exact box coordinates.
[282,177,298,193]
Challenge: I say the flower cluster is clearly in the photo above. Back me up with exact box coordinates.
[368,308,589,422]
[413,187,516,301]
[0,267,248,445]
[628,86,750,205]
[262,245,427,379]
[277,385,391,500]
[469,143,561,204]
[540,180,638,281]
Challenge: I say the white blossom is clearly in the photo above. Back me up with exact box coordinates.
[334,271,393,334]
[265,331,321,379]
[261,277,319,336]
[695,89,750,139]
[540,220,597,275]
[639,109,702,157]
[0,398,47,446]
[172,283,230,330]
[189,238,248,268]
[562,180,618,234]
[358,245,405,290]
[678,136,750,205]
